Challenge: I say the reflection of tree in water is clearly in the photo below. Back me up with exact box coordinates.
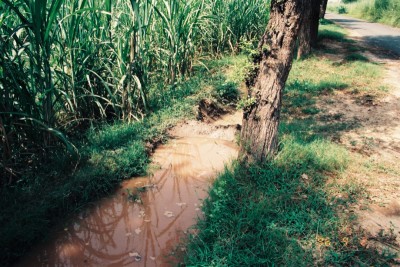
[50,190,139,266]
[23,137,238,266]
[56,171,201,266]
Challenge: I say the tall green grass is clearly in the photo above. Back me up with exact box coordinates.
[0,0,269,186]
[329,0,400,27]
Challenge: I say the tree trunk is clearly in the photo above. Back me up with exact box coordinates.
[240,0,305,162]
[310,0,323,47]
[297,0,312,59]
[298,0,322,58]
[320,0,328,19]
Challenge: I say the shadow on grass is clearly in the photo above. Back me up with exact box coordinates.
[318,29,351,43]
[186,136,394,265]
[282,78,361,144]
[186,74,395,263]
[344,53,370,62]
[186,75,393,266]
[284,79,347,111]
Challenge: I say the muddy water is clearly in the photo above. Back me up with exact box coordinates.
[15,135,238,267]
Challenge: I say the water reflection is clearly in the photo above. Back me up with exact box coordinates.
[16,137,238,266]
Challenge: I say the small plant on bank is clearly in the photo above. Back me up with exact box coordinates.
[237,97,256,110]
[337,5,348,14]
[126,189,142,204]
[214,82,240,104]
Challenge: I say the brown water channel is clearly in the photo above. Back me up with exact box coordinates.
[15,127,239,266]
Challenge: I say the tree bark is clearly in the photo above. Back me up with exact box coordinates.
[240,0,305,162]
[297,0,312,59]
[298,0,323,58]
[320,0,328,19]
[310,0,323,47]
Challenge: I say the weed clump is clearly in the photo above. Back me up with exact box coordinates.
[337,5,348,14]
[344,53,370,62]
[214,82,240,104]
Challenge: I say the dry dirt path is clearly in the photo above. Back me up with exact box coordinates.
[326,13,400,57]
[325,13,400,255]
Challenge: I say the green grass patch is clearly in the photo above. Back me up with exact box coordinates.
[345,53,370,62]
[318,20,349,42]
[282,52,382,118]
[287,49,383,98]
[213,81,240,104]
[185,135,392,265]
